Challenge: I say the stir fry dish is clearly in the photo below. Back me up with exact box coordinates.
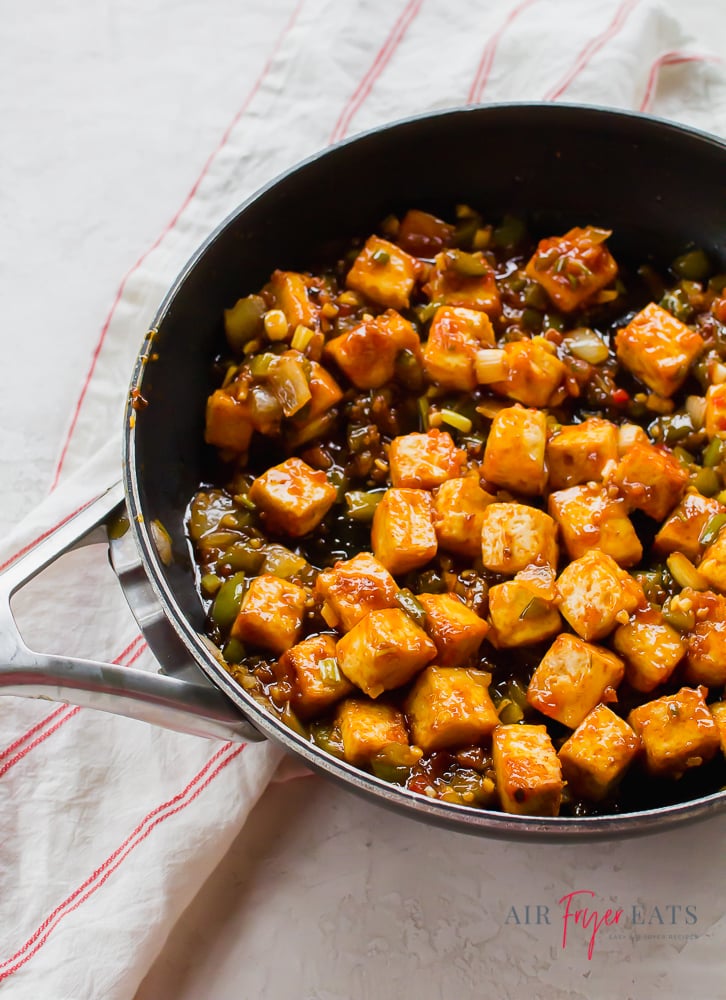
[187,206,726,817]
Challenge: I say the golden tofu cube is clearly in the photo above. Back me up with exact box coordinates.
[389,429,466,489]
[325,309,420,389]
[492,724,563,816]
[482,404,547,495]
[558,704,640,801]
[556,550,645,642]
[423,250,501,316]
[422,306,495,391]
[613,609,686,692]
[610,441,688,521]
[480,502,559,574]
[371,488,437,575]
[710,701,726,754]
[524,226,618,313]
[249,457,337,537]
[396,208,455,256]
[345,235,421,311]
[231,574,307,654]
[697,523,726,592]
[487,579,561,648]
[628,686,720,778]
[528,633,625,729]
[417,592,489,667]
[433,475,495,558]
[686,619,726,686]
[548,484,642,567]
[278,633,353,719]
[546,418,619,491]
[205,390,254,452]
[705,383,726,438]
[314,552,399,632]
[487,338,567,408]
[336,699,410,766]
[336,608,436,698]
[406,666,499,753]
[615,302,704,397]
[269,269,318,330]
[653,491,725,560]
[303,361,344,420]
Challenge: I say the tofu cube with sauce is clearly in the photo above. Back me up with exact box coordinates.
[684,590,726,686]
[697,524,726,593]
[613,609,686,692]
[653,491,725,561]
[486,338,567,408]
[556,549,645,642]
[527,633,625,729]
[325,309,420,389]
[406,666,499,753]
[710,702,726,754]
[524,226,618,312]
[482,404,548,496]
[336,699,410,766]
[345,235,421,311]
[335,608,436,698]
[433,475,495,558]
[705,383,726,438]
[423,250,501,316]
[249,457,337,537]
[314,552,399,631]
[628,686,721,778]
[231,574,307,654]
[278,633,353,718]
[487,579,562,648]
[389,429,466,489]
[546,418,619,491]
[548,484,642,567]
[615,302,704,397]
[558,704,640,801]
[422,306,496,391]
[205,390,254,453]
[609,441,688,521]
[417,592,489,667]
[371,488,437,575]
[480,503,559,574]
[269,269,318,330]
[492,724,563,816]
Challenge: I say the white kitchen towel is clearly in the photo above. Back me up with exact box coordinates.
[1,1,725,998]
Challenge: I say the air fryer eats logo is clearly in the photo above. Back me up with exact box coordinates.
[504,891,698,958]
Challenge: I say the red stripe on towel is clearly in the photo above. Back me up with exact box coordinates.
[467,0,540,104]
[640,50,721,112]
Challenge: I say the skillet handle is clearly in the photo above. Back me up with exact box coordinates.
[0,482,262,743]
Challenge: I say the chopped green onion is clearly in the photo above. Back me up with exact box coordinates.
[661,599,696,632]
[291,324,314,352]
[439,408,472,434]
[418,394,430,430]
[395,588,427,628]
[371,249,390,265]
[318,657,342,685]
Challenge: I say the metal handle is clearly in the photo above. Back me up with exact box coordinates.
[0,482,262,743]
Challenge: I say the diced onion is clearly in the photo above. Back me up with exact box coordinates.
[666,552,709,591]
[564,328,609,365]
[685,395,706,430]
[475,349,508,384]
[291,324,314,352]
[150,520,173,566]
[438,408,473,433]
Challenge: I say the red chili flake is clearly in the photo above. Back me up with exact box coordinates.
[611,388,630,406]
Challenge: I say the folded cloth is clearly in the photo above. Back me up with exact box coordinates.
[1,1,725,997]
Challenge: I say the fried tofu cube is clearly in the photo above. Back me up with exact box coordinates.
[205,390,254,452]
[492,724,563,816]
[336,608,436,698]
[524,226,618,313]
[269,269,318,330]
[548,484,642,567]
[396,208,455,256]
[484,338,567,408]
[423,250,501,316]
[546,418,619,491]
[371,488,437,575]
[314,552,399,631]
[710,702,726,754]
[558,704,640,801]
[610,441,688,521]
[279,633,353,718]
[303,361,344,420]
[231,574,307,654]
[480,502,559,574]
[628,686,721,778]
[345,235,421,311]
[556,550,645,642]
[487,579,561,648]
[528,633,625,729]
[417,592,489,667]
[653,491,725,560]
[337,699,410,766]
[406,666,499,753]
[615,302,704,397]
[613,609,686,692]
[422,306,496,391]
[482,404,547,496]
[686,621,726,686]
[325,309,420,389]
[697,523,726,592]
[433,475,495,558]
[389,429,466,489]
[249,457,337,537]
[705,383,726,438]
